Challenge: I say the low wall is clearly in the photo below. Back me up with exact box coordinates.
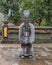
[1,26,52,43]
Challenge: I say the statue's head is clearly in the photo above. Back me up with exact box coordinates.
[23,10,30,19]
[23,10,30,24]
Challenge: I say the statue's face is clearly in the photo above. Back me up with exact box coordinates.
[23,10,30,19]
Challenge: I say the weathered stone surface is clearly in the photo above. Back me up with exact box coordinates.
[0,46,52,65]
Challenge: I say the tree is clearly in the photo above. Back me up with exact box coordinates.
[39,0,52,26]
[0,0,52,26]
[19,0,43,21]
[0,0,21,23]
[42,0,51,26]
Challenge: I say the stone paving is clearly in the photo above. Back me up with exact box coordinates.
[0,45,52,65]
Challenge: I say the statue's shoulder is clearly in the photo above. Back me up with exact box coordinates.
[19,23,24,28]
[29,23,35,28]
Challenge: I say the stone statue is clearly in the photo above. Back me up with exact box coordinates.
[19,10,35,58]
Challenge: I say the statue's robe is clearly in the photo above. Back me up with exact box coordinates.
[19,23,35,44]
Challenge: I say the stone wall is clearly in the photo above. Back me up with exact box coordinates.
[6,26,52,43]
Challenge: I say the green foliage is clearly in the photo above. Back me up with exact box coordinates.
[0,0,52,26]
[0,0,21,22]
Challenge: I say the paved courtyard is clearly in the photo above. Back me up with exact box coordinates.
[0,33,52,65]
[0,43,52,65]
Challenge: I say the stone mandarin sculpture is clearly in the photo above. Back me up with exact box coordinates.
[19,10,35,58]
